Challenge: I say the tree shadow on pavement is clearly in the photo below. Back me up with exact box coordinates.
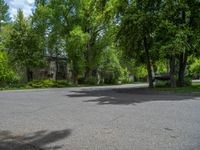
[67,88,200,105]
[0,129,71,150]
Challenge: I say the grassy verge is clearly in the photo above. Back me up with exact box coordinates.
[149,82,200,93]
[0,80,146,91]
[3,80,198,93]
[0,80,72,91]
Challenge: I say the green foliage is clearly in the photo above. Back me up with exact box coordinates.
[30,0,131,85]
[156,14,192,56]
[0,0,10,23]
[190,58,200,79]
[28,80,71,88]
[0,51,19,85]
[8,9,44,69]
[118,67,129,84]
[117,0,159,57]
[99,47,128,84]
[134,65,148,80]
[32,4,53,51]
[0,23,12,52]
[117,0,200,87]
[155,61,168,74]
[0,0,10,51]
[123,59,147,81]
[183,76,192,86]
[117,0,162,87]
[1,0,200,89]
[66,26,89,78]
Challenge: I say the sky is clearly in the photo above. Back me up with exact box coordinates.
[5,0,35,19]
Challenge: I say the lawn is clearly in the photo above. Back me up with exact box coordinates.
[150,82,200,93]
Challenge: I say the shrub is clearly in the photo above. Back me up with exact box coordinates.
[54,80,71,87]
[28,80,71,88]
[119,68,129,84]
[0,51,19,86]
[189,59,200,79]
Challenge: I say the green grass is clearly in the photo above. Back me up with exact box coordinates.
[1,81,199,93]
[149,82,200,93]
[0,80,72,91]
[0,80,148,91]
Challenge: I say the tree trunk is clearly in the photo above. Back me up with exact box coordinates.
[170,55,176,88]
[73,73,78,85]
[84,67,92,82]
[84,30,96,83]
[143,37,154,88]
[55,60,58,81]
[152,62,157,78]
[176,10,188,87]
[178,52,187,87]
[26,67,33,82]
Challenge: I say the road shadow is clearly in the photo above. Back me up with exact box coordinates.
[0,129,71,150]
[67,88,200,105]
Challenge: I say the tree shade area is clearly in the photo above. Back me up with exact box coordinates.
[0,0,200,88]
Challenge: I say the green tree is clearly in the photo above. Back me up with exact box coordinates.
[156,0,200,87]
[77,0,116,81]
[66,26,89,84]
[8,9,43,81]
[0,0,10,50]
[99,46,127,84]
[0,0,9,32]
[117,0,161,88]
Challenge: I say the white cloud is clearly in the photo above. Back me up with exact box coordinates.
[26,0,35,5]
[5,0,35,19]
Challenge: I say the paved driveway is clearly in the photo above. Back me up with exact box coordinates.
[0,84,200,150]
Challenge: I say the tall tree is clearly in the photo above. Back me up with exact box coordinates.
[8,9,43,81]
[156,0,200,87]
[117,0,161,88]
[66,26,89,84]
[77,0,115,81]
[178,0,200,86]
[0,0,9,32]
[0,0,10,50]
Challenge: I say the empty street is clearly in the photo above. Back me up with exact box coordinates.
[0,84,200,150]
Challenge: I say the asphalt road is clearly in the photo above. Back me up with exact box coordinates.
[0,84,200,150]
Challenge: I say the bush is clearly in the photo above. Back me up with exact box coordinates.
[28,80,71,88]
[189,59,200,79]
[54,80,71,87]
[118,68,129,84]
[0,51,19,86]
